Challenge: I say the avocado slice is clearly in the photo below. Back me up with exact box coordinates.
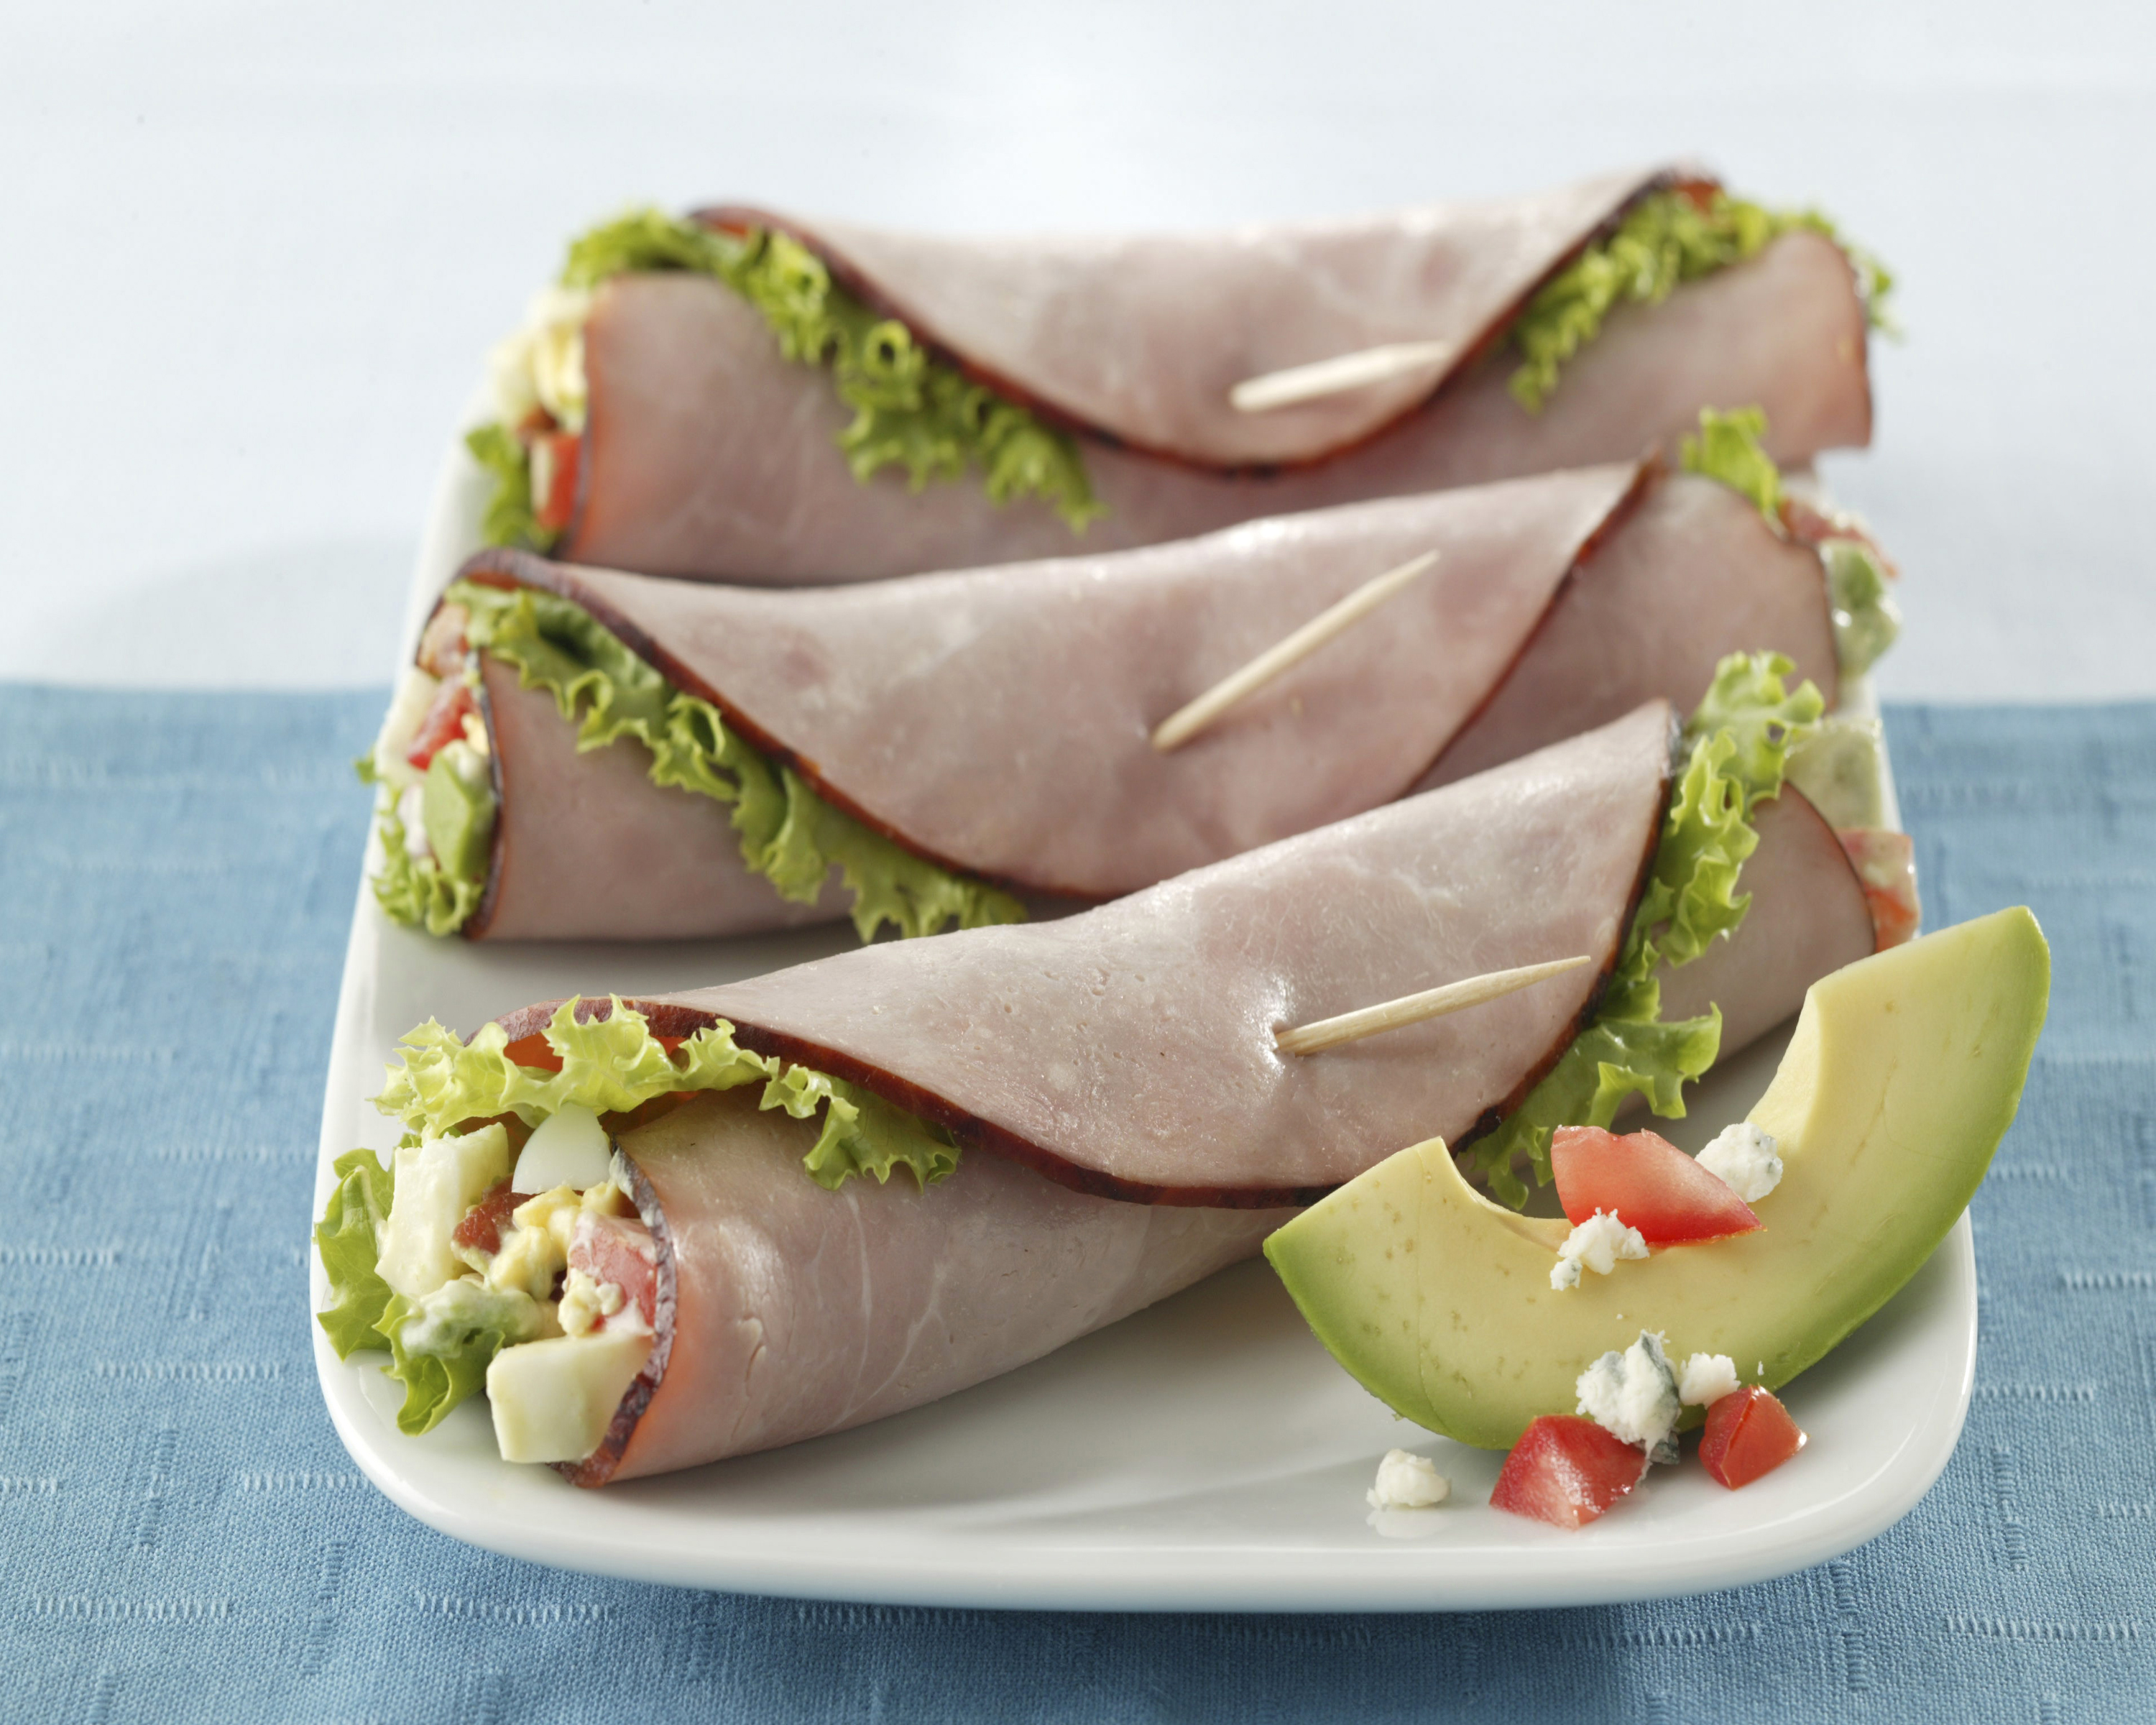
[1263,907,2050,1450]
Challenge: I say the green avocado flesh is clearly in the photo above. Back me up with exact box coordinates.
[1263,907,2050,1450]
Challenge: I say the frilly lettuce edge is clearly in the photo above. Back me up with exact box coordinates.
[1464,650,1824,1208]
[1510,187,1894,413]
[374,995,960,1194]
[474,208,1099,553]
[433,577,1023,944]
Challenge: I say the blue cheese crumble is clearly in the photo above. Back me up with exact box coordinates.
[1367,1448,1450,1509]
[1550,1209,1649,1291]
[1697,1122,1783,1203]
[1576,1330,1681,1462]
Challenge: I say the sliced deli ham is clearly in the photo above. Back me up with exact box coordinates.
[569,1090,1286,1485]
[359,702,1878,1484]
[451,464,1844,941]
[561,173,1873,584]
[723,168,1660,469]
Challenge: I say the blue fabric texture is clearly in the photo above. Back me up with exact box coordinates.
[1,686,2150,1724]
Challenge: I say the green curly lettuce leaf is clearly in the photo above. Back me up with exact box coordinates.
[374,995,960,1192]
[377,1281,546,1436]
[451,578,1023,943]
[465,422,549,551]
[313,1149,396,1358]
[1681,405,1902,681]
[760,1063,961,1190]
[1679,405,1783,521]
[1465,651,1823,1208]
[473,208,1100,551]
[366,795,488,939]
[1509,188,1894,413]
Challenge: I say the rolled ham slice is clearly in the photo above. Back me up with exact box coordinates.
[502,704,1873,1482]
[460,464,1840,940]
[492,702,1872,1204]
[572,1089,1288,1486]
[562,171,1873,584]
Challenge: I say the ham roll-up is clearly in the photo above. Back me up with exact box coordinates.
[316,671,1918,1482]
[367,416,1901,943]
[473,168,1887,584]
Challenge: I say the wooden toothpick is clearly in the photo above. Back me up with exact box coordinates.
[1274,955,1593,1057]
[1229,340,1456,414]
[1151,549,1439,753]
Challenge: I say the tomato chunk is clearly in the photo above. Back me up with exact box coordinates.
[1491,1415,1649,1529]
[1551,1125,1761,1243]
[498,1029,685,1075]
[532,430,582,534]
[569,1211,659,1327]
[1837,828,1920,951]
[404,678,476,773]
[451,1182,528,1257]
[1699,1386,1807,1489]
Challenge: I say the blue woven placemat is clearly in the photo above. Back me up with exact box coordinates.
[2,687,2151,1724]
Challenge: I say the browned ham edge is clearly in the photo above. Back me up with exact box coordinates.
[698,730,1667,1211]
[453,462,1662,916]
[453,550,1005,893]
[555,1154,676,1489]
[692,172,1695,479]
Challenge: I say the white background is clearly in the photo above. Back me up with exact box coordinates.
[4,1,2150,699]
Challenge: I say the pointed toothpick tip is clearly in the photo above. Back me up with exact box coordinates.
[1274,954,1595,1057]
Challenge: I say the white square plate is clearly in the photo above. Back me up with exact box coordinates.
[312,438,1968,1611]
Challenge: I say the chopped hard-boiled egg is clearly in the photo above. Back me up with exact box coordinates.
[513,1103,613,1193]
[377,1124,511,1299]
[483,1177,637,1303]
[487,285,594,434]
[487,1328,652,1464]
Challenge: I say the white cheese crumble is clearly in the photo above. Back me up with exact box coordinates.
[1366,1448,1450,1510]
[1697,1122,1783,1203]
[1550,1209,1649,1291]
[1678,1352,1742,1407]
[1575,1330,1681,1462]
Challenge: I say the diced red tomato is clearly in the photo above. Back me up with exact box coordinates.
[1490,1415,1650,1530]
[1551,1125,1761,1244]
[498,1029,684,1074]
[451,1182,528,1257]
[404,678,476,773]
[1837,829,1920,951]
[569,1211,659,1327]
[1699,1386,1807,1489]
[531,430,582,535]
[415,602,471,680]
[501,1033,563,1073]
[1781,500,1898,577]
